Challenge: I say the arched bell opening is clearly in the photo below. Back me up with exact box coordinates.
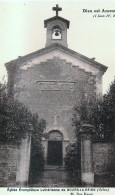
[47,130,63,166]
[52,25,62,40]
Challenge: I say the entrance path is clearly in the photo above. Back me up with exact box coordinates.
[29,170,115,187]
[29,170,81,187]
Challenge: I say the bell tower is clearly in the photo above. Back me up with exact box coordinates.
[44,4,70,47]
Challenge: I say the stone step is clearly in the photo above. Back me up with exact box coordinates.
[44,165,65,171]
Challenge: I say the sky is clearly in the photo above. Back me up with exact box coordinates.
[0,0,115,94]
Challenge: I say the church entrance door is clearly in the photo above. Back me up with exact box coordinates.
[47,141,62,166]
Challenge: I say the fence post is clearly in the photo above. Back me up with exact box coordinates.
[16,124,33,186]
[79,124,95,186]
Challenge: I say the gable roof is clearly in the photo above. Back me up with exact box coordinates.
[5,43,107,73]
[44,16,70,29]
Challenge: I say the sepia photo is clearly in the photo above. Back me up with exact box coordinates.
[0,1,115,188]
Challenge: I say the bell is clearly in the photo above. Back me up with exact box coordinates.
[55,31,59,36]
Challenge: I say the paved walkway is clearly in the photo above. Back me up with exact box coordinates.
[29,170,80,187]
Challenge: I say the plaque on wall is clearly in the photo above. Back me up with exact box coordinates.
[36,81,74,91]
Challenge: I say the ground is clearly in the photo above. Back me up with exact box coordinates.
[29,170,80,187]
[29,170,115,187]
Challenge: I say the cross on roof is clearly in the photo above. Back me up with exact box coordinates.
[52,4,62,17]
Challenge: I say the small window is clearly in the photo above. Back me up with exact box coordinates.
[52,26,61,40]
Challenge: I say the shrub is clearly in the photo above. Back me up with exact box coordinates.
[29,116,46,182]
[64,142,81,177]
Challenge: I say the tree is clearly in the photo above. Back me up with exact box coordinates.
[0,83,46,176]
[0,82,46,142]
[101,79,115,138]
[64,80,115,182]
[73,79,115,139]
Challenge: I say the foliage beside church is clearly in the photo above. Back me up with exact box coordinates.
[64,142,81,180]
[0,83,46,143]
[73,79,115,140]
[0,83,46,174]
[64,79,115,180]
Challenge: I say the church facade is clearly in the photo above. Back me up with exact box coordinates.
[5,5,107,168]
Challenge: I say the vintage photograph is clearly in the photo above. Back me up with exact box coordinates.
[0,1,115,188]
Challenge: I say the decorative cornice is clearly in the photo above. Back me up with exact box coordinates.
[5,43,108,73]
[79,124,95,135]
[44,16,70,28]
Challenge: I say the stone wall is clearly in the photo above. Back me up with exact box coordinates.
[93,141,115,174]
[0,138,115,186]
[0,143,18,186]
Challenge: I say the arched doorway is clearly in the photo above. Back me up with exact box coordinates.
[47,130,63,166]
